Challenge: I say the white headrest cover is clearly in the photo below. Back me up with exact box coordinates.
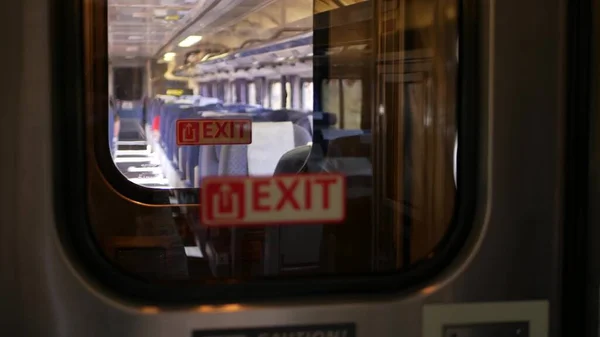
[247,122,295,176]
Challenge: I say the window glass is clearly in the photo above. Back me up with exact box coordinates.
[86,0,463,291]
[218,82,225,101]
[270,81,282,109]
[341,79,362,129]
[224,82,232,103]
[322,79,341,127]
[302,81,314,111]
[232,82,238,103]
[248,82,257,105]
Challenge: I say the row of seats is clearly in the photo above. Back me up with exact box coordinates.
[143,96,313,188]
[147,97,372,186]
[265,133,373,275]
[145,103,307,198]
[135,96,374,277]
[112,96,366,193]
[201,131,373,278]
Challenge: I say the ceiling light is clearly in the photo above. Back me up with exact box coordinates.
[153,9,168,16]
[126,46,139,51]
[132,12,148,18]
[164,52,176,61]
[178,35,203,48]
[128,36,143,40]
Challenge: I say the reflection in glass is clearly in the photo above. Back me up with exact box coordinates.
[91,0,460,285]
[302,81,314,111]
[322,79,341,127]
[342,79,362,129]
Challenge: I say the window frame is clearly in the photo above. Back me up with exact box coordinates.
[284,78,293,109]
[53,0,480,304]
[320,78,342,127]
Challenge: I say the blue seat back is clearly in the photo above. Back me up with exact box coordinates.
[218,123,312,176]
[184,145,200,186]
[167,107,199,168]
[196,113,265,186]
[159,104,184,150]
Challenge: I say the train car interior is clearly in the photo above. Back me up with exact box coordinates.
[98,0,459,282]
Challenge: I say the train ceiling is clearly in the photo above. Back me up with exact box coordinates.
[108,0,367,62]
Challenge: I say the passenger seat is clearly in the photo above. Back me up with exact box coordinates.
[202,121,311,277]
[198,144,221,186]
[218,122,312,176]
[320,134,373,273]
[263,144,323,275]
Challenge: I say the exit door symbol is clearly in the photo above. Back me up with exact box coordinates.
[176,120,200,145]
[204,181,246,223]
[183,123,197,142]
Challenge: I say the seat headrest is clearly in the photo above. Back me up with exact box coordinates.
[327,134,372,158]
[322,134,372,177]
[274,144,312,174]
[247,121,296,176]
[250,114,271,122]
[266,110,313,134]
[321,129,364,141]
[313,112,337,127]
[269,109,307,121]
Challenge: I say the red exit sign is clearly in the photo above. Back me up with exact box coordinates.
[176,118,252,146]
[200,174,346,226]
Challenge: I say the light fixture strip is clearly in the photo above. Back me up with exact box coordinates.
[178,35,203,47]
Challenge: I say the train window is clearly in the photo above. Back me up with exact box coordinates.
[212,83,218,98]
[302,80,314,111]
[269,81,282,109]
[322,79,341,127]
[231,82,238,103]
[61,0,474,301]
[341,79,362,129]
[248,82,257,105]
[224,82,232,103]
